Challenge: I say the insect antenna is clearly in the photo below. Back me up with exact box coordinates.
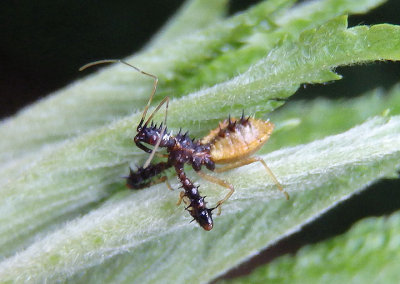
[79,59,159,130]
[79,59,168,169]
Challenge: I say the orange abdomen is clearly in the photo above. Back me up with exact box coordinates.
[201,117,274,164]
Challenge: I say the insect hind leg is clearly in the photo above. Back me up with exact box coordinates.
[196,171,234,216]
[215,156,289,200]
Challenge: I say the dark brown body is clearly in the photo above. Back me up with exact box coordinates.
[128,114,287,230]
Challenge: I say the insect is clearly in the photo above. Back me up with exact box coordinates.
[80,59,289,231]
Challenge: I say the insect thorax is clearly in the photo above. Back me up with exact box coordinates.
[168,133,215,171]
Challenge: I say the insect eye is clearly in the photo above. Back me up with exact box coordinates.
[135,132,145,142]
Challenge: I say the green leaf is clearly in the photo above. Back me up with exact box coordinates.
[229,211,400,283]
[0,0,399,282]
[267,85,400,151]
[2,16,400,259]
[0,116,399,282]
[180,0,386,92]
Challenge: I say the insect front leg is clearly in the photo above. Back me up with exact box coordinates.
[142,96,170,169]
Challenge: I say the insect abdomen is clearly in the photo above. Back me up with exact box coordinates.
[202,117,274,164]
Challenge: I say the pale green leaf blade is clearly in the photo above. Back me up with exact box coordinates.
[267,84,400,151]
[0,116,399,282]
[1,17,400,259]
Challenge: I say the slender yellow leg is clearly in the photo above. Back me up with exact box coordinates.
[157,176,173,191]
[215,156,289,200]
[176,191,186,206]
[196,171,234,215]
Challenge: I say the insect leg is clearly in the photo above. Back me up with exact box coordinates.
[142,96,170,168]
[196,171,234,216]
[215,157,289,200]
[176,191,186,206]
[147,176,174,190]
[161,176,174,191]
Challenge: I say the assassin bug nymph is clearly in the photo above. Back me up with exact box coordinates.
[80,60,289,231]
